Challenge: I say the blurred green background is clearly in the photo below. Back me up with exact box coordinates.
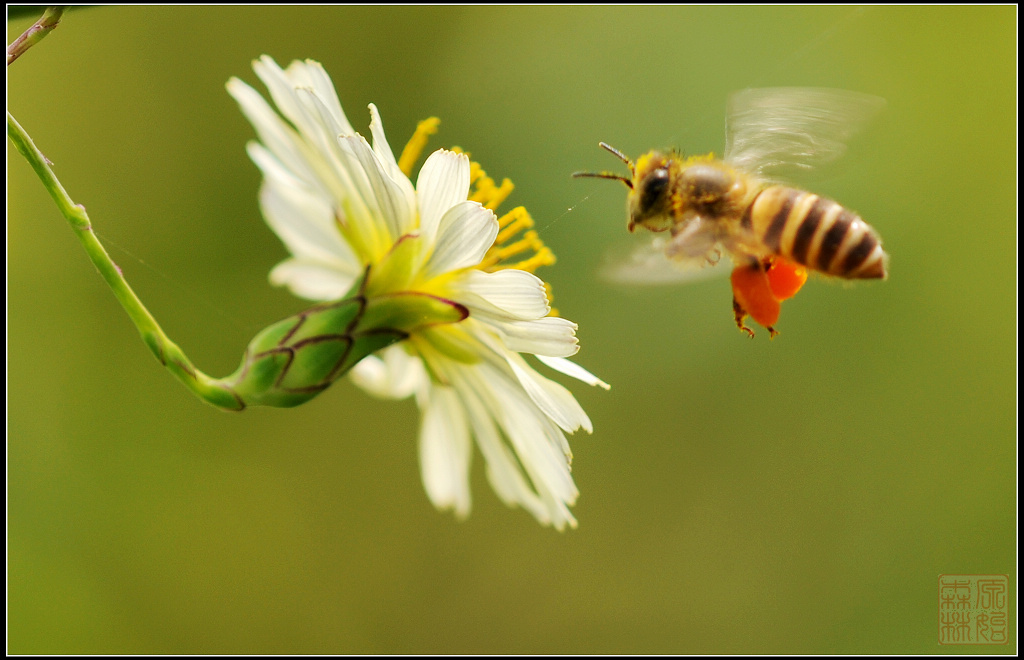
[8,6,1016,654]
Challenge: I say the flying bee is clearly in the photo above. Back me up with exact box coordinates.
[574,87,889,338]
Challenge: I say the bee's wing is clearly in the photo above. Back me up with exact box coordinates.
[724,87,885,179]
[601,235,731,286]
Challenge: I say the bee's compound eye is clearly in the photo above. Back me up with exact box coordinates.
[640,167,670,213]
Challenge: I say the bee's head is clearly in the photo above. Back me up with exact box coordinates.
[628,152,677,233]
[572,144,676,233]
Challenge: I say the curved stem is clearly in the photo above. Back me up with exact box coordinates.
[8,111,244,410]
[7,7,67,66]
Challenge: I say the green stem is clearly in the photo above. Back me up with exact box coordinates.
[8,111,245,411]
[7,7,67,67]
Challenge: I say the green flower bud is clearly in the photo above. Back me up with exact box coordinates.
[220,282,468,409]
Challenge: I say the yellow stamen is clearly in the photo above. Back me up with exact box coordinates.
[482,230,544,267]
[505,246,556,273]
[398,117,440,177]
[495,207,534,245]
[456,154,515,210]
[471,177,515,211]
[468,160,483,185]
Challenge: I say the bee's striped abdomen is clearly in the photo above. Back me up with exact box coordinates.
[743,186,887,279]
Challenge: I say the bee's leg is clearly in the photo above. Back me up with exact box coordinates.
[763,257,784,338]
[733,297,756,338]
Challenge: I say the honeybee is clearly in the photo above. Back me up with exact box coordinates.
[575,87,888,338]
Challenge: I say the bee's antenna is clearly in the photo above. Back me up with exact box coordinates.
[572,141,635,189]
[571,170,633,189]
[598,142,634,170]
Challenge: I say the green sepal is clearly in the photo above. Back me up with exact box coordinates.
[358,291,468,335]
[363,233,419,296]
[218,278,468,409]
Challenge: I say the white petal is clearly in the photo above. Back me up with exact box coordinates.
[477,364,579,503]
[336,134,413,247]
[419,386,473,518]
[295,86,357,163]
[368,104,418,236]
[422,201,498,280]
[228,77,322,190]
[490,317,580,358]
[253,56,332,152]
[258,175,357,268]
[418,341,582,529]
[246,141,305,190]
[449,367,554,525]
[505,352,593,434]
[536,355,611,390]
[538,491,577,532]
[368,105,412,189]
[449,269,550,321]
[293,102,380,233]
[348,345,425,400]
[268,258,357,301]
[320,134,380,236]
[244,59,382,244]
[416,150,470,242]
[287,58,355,135]
[233,82,348,225]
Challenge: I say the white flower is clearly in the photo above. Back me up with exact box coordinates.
[228,56,607,530]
